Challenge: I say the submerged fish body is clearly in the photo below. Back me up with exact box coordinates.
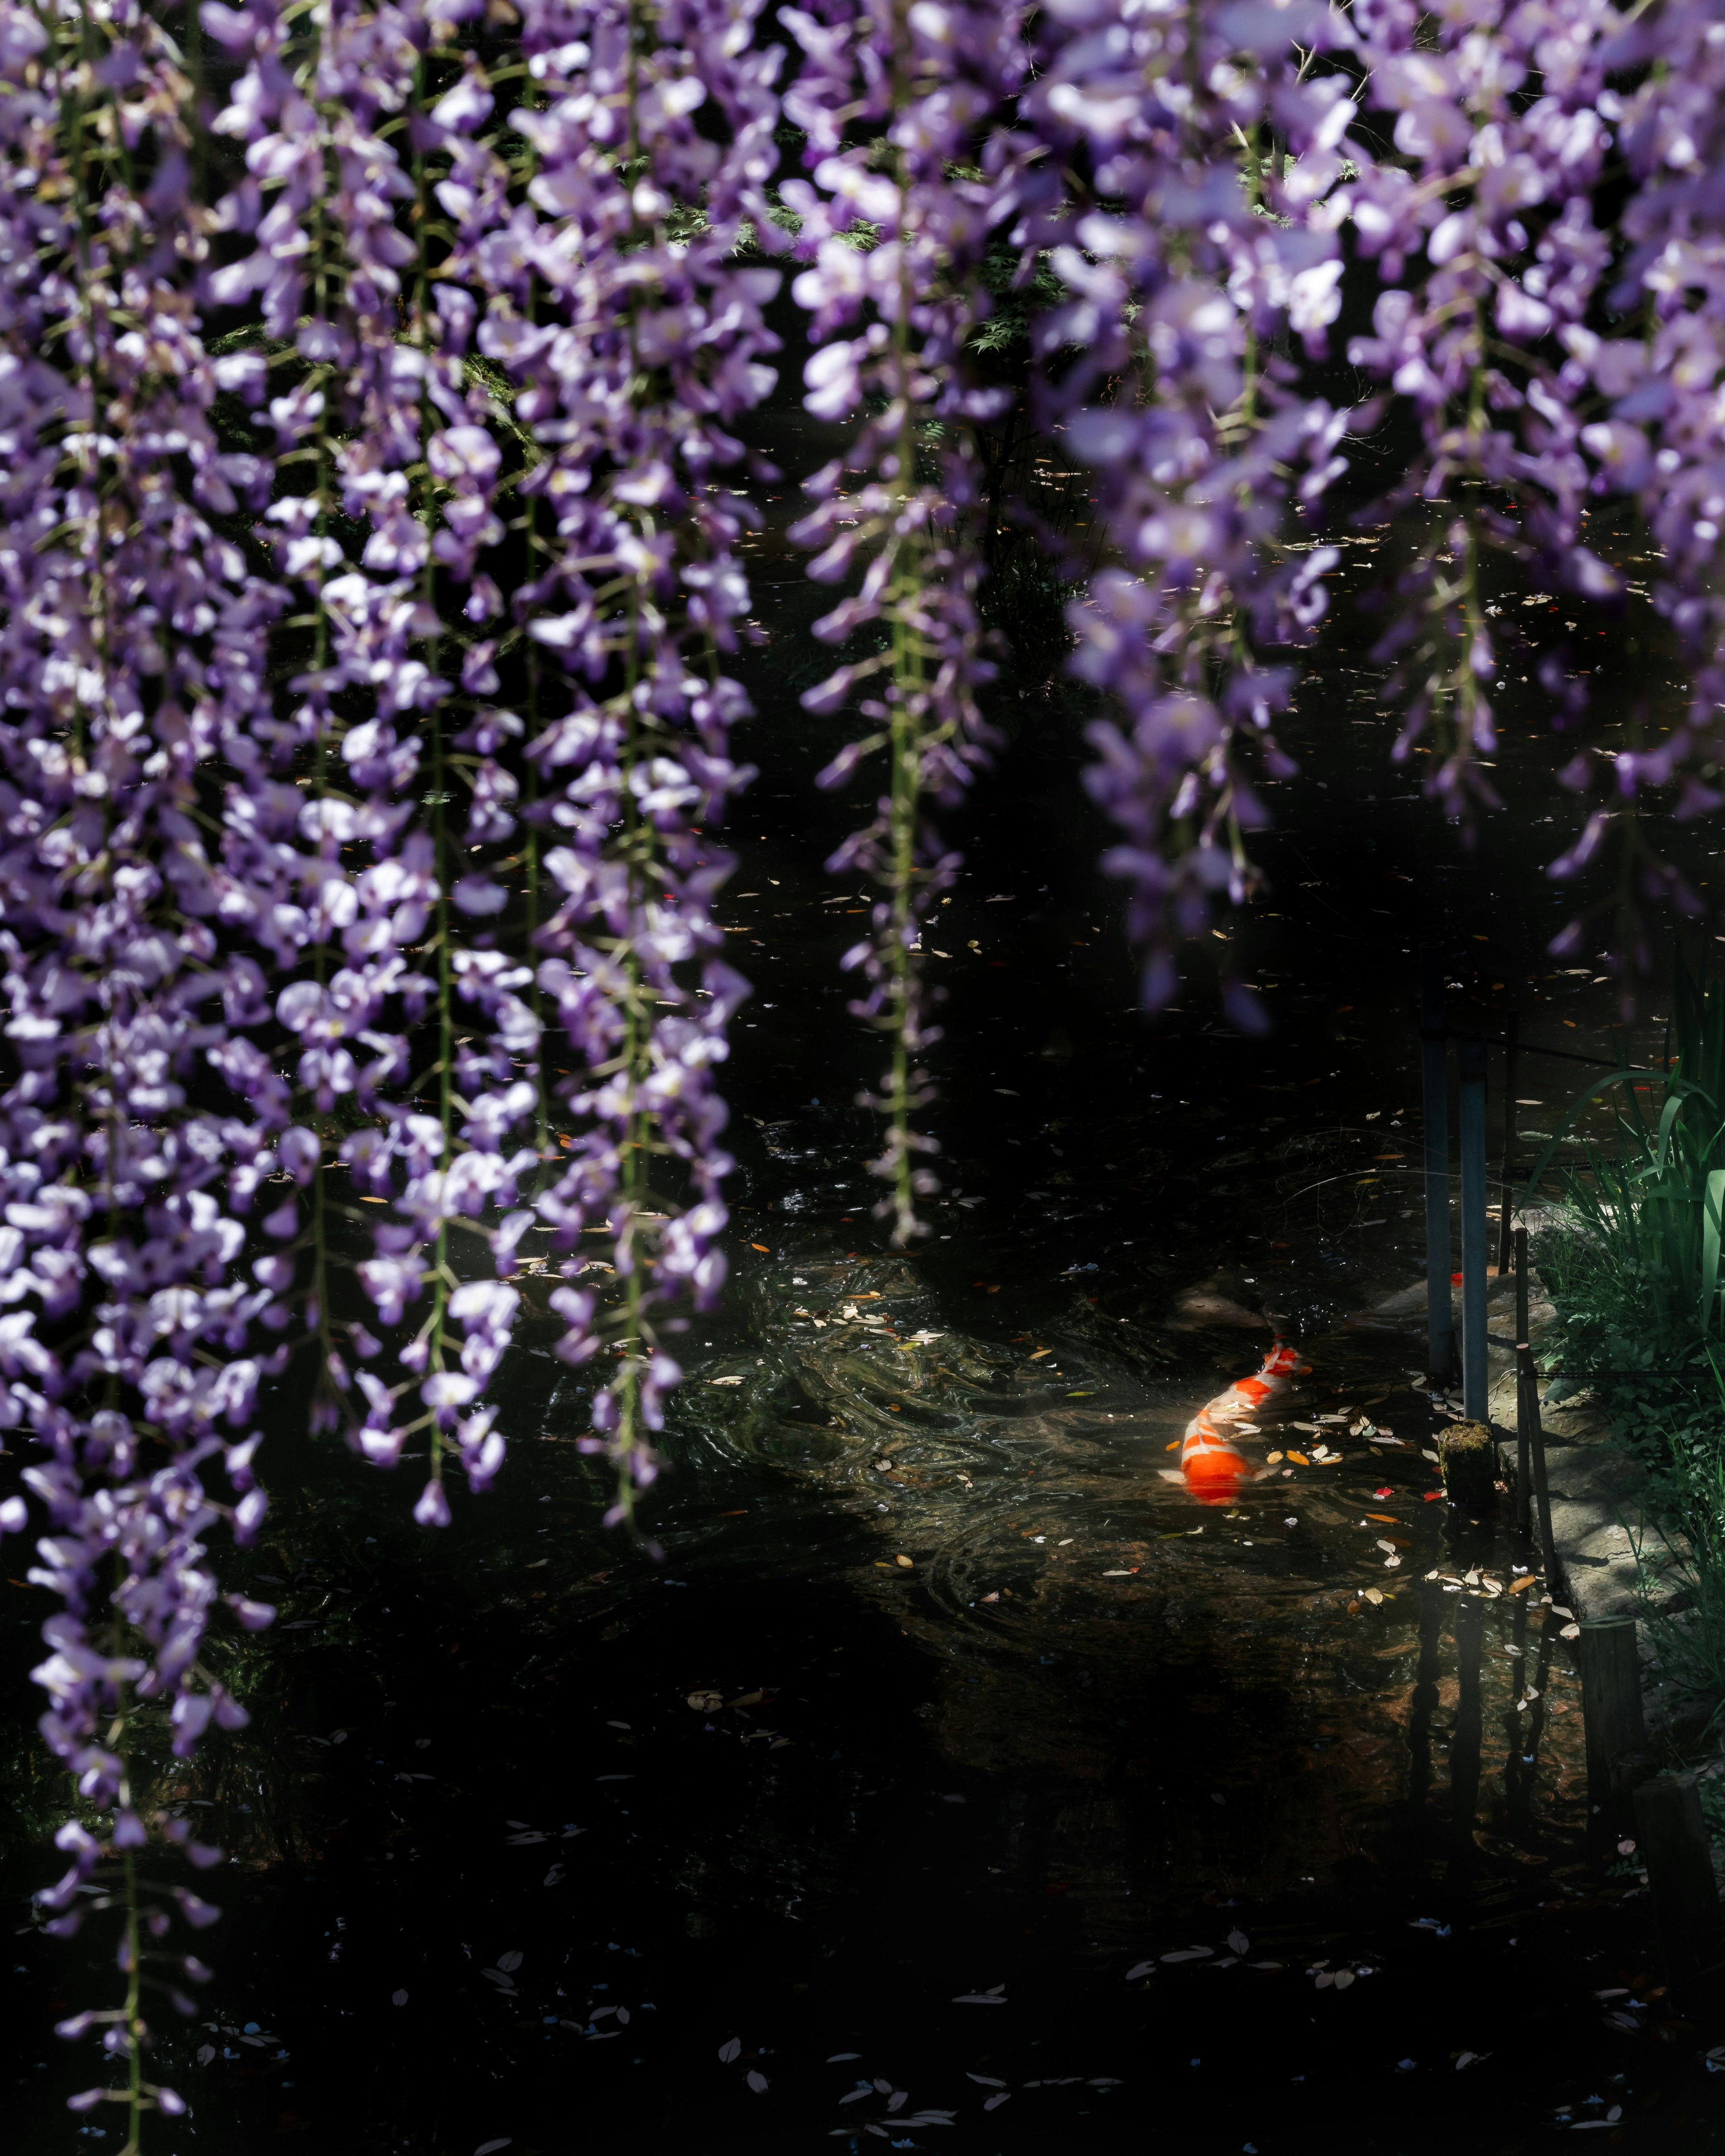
[1180,1340,1308,1503]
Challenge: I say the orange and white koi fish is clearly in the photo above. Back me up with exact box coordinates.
[1180,1339,1309,1503]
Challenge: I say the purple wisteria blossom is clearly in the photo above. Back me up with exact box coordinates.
[203,0,544,1518]
[469,0,786,1515]
[1339,0,1725,988]
[1344,2,1613,826]
[1023,0,1357,1030]
[0,0,278,2129]
[1548,0,1725,976]
[782,0,1028,1238]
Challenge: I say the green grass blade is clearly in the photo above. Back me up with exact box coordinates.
[1646,1092,1689,1182]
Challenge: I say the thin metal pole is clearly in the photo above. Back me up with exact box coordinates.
[1513,1225,1532,1537]
[1420,945,1453,1386]
[1497,1010,1519,1277]
[1459,1034,1488,1420]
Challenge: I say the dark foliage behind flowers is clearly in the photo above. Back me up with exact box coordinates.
[5,0,1725,2138]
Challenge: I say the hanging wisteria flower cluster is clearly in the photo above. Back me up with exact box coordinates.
[7,0,1725,2133]
[1022,0,1358,1032]
[779,0,1026,1241]
[1337,0,1725,981]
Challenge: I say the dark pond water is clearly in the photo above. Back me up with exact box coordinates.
[6,420,1725,2154]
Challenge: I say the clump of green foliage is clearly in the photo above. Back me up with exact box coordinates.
[1531,948,1725,1736]
[1632,1415,1725,1751]
[1530,945,1725,1466]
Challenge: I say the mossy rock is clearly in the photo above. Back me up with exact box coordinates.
[1438,1421,1499,1512]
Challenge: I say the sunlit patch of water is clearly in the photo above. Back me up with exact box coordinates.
[646,1242,1592,1941]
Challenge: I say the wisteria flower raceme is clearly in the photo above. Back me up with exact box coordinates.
[445,0,790,1517]
[1020,0,1358,1029]
[781,0,1029,1238]
[0,3,301,2128]
[1339,0,1724,984]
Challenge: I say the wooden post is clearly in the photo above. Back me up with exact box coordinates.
[1516,1343,1561,1590]
[1632,1773,1725,1980]
[1459,1035,1489,1420]
[1580,1617,1645,1835]
[1437,1420,1498,1512]
[1498,1012,1520,1278]
[1514,1228,1532,1537]
[1420,945,1453,1387]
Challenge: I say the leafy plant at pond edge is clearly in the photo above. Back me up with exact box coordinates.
[1529,947,1725,1458]
[1627,1372,1725,1756]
